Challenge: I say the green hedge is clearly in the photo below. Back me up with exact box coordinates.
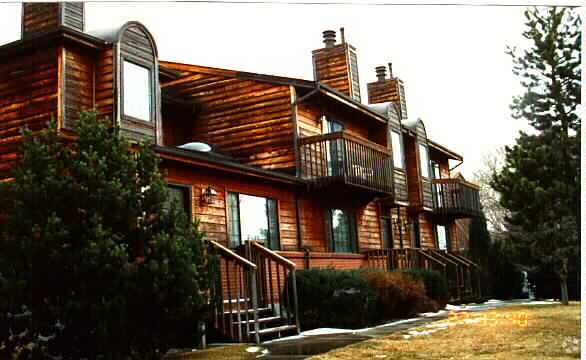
[400,268,449,306]
[293,268,375,330]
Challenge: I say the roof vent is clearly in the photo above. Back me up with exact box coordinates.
[322,30,336,48]
[375,66,387,81]
[177,142,212,152]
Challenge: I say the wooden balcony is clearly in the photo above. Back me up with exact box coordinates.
[432,178,481,219]
[298,131,393,195]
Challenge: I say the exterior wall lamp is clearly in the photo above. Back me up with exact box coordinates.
[201,186,217,205]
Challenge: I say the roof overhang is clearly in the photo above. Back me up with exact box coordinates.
[427,138,463,161]
[0,26,106,59]
[155,145,304,186]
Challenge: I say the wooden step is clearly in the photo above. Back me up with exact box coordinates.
[250,324,297,336]
[223,298,250,304]
[233,316,282,325]
[223,307,271,315]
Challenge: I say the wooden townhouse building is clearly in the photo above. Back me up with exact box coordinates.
[0,3,482,343]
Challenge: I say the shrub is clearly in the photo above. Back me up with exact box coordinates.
[361,269,434,318]
[400,268,449,307]
[294,268,375,330]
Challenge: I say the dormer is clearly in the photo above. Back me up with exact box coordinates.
[89,22,162,143]
[312,28,361,103]
[403,118,433,211]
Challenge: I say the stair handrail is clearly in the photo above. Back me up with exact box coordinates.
[246,241,300,335]
[208,240,257,269]
[248,241,297,269]
[416,248,447,267]
[207,240,260,344]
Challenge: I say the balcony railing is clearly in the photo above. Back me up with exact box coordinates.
[299,131,393,194]
[432,178,481,218]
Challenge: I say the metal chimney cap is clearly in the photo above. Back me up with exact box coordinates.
[375,66,387,81]
[323,30,336,48]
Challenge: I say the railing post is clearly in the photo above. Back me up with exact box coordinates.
[249,268,260,344]
[290,270,301,334]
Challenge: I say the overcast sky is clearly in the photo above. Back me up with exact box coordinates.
[0,1,581,178]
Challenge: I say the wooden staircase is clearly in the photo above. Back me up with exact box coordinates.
[208,240,300,344]
[364,248,481,300]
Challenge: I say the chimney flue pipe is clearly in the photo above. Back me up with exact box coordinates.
[375,66,387,81]
[322,30,336,48]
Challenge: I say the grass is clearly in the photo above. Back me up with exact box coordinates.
[307,302,581,360]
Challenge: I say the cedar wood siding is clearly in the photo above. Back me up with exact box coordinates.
[94,46,114,121]
[62,44,94,129]
[0,47,59,180]
[312,43,361,102]
[161,65,295,170]
[163,161,299,250]
[21,3,60,38]
[22,3,84,39]
[162,158,382,259]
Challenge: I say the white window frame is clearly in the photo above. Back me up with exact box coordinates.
[418,143,430,178]
[122,59,153,122]
[391,130,404,169]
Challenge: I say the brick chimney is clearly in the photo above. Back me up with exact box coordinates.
[22,2,85,39]
[367,63,408,119]
[312,28,362,103]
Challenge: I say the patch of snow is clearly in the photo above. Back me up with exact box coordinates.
[407,329,437,337]
[262,335,304,344]
[419,310,448,317]
[485,299,505,304]
[246,346,264,353]
[517,300,559,305]
[425,322,452,329]
[300,328,355,336]
[372,318,420,329]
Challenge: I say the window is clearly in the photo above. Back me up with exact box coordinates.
[431,161,443,207]
[418,143,430,178]
[436,225,448,250]
[431,161,441,180]
[327,209,357,253]
[381,216,392,249]
[391,131,404,169]
[227,193,280,250]
[321,115,344,134]
[321,115,345,176]
[163,184,191,217]
[123,60,152,121]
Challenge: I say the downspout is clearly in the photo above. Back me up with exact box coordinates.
[397,207,404,248]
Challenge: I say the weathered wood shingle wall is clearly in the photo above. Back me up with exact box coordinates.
[0,48,59,179]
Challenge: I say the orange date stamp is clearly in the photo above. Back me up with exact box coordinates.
[448,310,528,328]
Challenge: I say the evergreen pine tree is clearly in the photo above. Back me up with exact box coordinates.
[492,7,580,305]
[0,110,217,358]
